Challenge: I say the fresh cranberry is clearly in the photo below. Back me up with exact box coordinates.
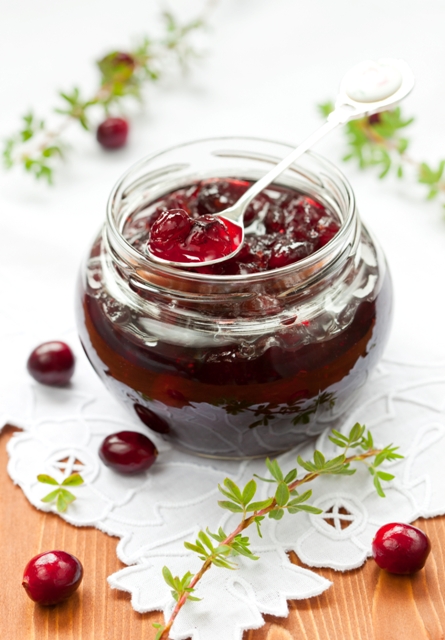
[372,522,431,574]
[109,51,135,69]
[99,431,158,474]
[368,113,382,125]
[148,209,242,264]
[22,551,83,605]
[27,341,75,386]
[96,117,129,149]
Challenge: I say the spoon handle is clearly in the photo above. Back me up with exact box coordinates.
[223,117,340,219]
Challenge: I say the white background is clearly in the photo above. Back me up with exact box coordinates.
[1,0,444,361]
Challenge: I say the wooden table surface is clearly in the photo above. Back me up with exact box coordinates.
[2,424,445,640]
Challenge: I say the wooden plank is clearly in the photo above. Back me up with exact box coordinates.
[2,425,444,640]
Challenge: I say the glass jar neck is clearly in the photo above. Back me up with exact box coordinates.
[103,138,360,304]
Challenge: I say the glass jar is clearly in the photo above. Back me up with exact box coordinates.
[76,137,392,459]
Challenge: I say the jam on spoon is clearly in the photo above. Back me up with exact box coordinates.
[148,208,242,264]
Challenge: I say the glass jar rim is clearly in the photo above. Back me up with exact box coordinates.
[105,135,357,286]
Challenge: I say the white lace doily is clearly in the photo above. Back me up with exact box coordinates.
[3,321,445,639]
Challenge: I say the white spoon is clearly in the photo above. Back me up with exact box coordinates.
[147,58,414,269]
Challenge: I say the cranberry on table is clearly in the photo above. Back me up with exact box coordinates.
[22,551,83,605]
[96,117,129,149]
[99,430,158,474]
[372,522,431,574]
[27,341,75,386]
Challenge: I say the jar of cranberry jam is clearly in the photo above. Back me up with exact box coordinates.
[76,137,392,458]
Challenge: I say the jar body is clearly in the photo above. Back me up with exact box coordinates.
[76,138,393,458]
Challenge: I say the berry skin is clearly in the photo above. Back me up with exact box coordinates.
[372,522,431,574]
[22,551,83,605]
[27,341,75,386]
[96,117,129,149]
[99,431,158,474]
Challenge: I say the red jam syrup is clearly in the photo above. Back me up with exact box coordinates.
[77,178,392,458]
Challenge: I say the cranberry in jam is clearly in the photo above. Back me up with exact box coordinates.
[147,207,242,264]
[76,140,392,458]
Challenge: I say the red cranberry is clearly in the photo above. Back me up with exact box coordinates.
[27,341,75,386]
[372,522,431,574]
[22,551,83,605]
[109,51,135,69]
[99,430,158,474]
[368,113,382,125]
[96,117,129,149]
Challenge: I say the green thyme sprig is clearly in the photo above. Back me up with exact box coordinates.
[2,5,214,184]
[37,472,84,512]
[319,102,445,212]
[154,423,403,640]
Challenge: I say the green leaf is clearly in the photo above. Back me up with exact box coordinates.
[275,482,290,507]
[296,456,317,472]
[218,500,244,513]
[218,484,241,502]
[162,566,176,589]
[223,478,243,503]
[153,622,166,640]
[242,479,257,505]
[313,450,325,469]
[61,473,84,486]
[254,516,265,537]
[184,542,206,555]
[41,489,61,503]
[268,508,284,520]
[373,474,385,498]
[376,471,395,481]
[253,474,276,483]
[246,498,274,512]
[290,504,323,514]
[265,458,283,482]
[288,490,312,506]
[283,468,297,484]
[59,489,76,504]
[56,492,68,512]
[323,454,346,470]
[349,423,365,443]
[37,474,58,485]
[318,101,335,117]
[212,557,237,569]
[231,544,259,561]
[198,530,214,552]
[329,436,348,448]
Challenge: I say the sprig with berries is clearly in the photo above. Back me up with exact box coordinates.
[319,102,445,213]
[2,3,216,184]
[153,423,402,640]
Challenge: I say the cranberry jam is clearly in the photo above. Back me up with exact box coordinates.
[76,138,392,458]
[131,179,339,272]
